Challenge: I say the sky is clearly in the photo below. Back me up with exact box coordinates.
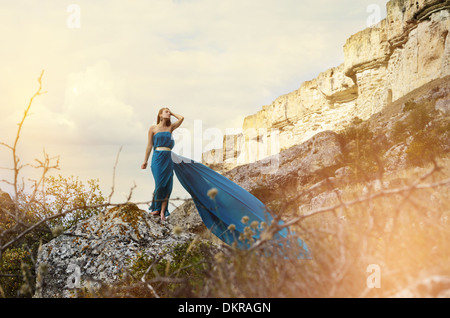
[0,0,388,210]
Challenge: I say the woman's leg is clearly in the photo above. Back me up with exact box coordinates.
[160,195,169,221]
[149,194,169,219]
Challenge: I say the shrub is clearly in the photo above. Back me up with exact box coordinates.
[0,176,106,297]
[25,175,107,230]
[0,247,33,297]
[338,119,383,181]
[392,99,447,166]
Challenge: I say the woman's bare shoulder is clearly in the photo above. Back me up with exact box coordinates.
[148,125,157,137]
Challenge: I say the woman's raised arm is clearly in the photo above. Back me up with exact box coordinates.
[169,110,184,131]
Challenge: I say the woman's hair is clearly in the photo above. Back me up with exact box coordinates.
[157,107,171,127]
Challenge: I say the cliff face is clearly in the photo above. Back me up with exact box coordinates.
[204,0,450,167]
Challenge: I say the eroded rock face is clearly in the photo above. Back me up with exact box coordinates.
[222,130,343,205]
[35,203,196,298]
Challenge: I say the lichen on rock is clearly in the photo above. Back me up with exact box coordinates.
[34,203,198,298]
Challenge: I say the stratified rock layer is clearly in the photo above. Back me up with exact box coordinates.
[203,0,450,168]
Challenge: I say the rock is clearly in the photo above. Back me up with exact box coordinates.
[362,179,390,195]
[168,200,226,245]
[310,190,343,212]
[0,188,14,210]
[383,142,409,172]
[335,166,352,179]
[223,130,342,201]
[35,203,198,298]
[435,98,450,114]
[168,199,204,234]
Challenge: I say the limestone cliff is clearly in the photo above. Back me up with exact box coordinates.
[203,0,450,168]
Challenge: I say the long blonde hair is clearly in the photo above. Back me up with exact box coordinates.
[157,107,171,127]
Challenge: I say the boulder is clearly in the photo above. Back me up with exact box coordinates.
[224,130,342,193]
[35,203,197,298]
[168,199,224,244]
[334,166,352,180]
[383,142,409,172]
[167,199,203,233]
[435,98,450,115]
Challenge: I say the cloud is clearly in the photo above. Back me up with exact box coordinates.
[62,60,145,145]
[2,60,145,147]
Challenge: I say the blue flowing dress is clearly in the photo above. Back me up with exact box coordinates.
[150,131,175,217]
[150,131,310,258]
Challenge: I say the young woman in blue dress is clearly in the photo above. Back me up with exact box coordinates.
[141,107,184,221]
[140,107,310,257]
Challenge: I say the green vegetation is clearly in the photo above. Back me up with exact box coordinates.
[27,175,106,230]
[338,116,383,181]
[392,100,449,166]
[127,240,213,297]
[0,175,106,297]
[338,97,449,182]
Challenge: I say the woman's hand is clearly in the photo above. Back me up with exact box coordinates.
[141,162,148,169]
[168,109,184,131]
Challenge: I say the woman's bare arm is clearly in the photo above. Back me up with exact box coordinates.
[141,126,155,169]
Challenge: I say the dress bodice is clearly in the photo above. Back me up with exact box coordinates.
[153,131,174,149]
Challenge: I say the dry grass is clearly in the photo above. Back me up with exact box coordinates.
[168,155,449,298]
[278,156,450,297]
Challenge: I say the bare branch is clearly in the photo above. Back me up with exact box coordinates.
[0,142,13,151]
[108,146,123,204]
[11,70,46,201]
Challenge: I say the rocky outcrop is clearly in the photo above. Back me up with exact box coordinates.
[203,0,450,169]
[35,203,198,298]
[221,130,343,207]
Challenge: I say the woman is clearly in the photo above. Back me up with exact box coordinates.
[142,107,310,258]
[141,108,184,221]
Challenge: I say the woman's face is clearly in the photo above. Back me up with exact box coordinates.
[160,108,171,120]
